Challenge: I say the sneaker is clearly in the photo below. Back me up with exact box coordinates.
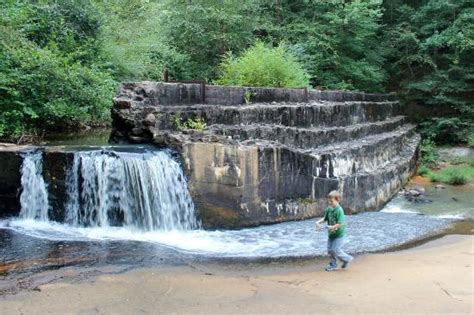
[325,265,337,272]
[341,257,353,269]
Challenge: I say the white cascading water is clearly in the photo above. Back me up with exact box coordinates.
[64,150,200,231]
[10,150,458,258]
[19,152,49,221]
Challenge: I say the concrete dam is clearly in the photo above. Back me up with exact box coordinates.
[110,82,420,228]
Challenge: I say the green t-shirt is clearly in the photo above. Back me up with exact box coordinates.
[324,204,346,239]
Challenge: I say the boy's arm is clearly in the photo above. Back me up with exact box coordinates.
[315,214,327,229]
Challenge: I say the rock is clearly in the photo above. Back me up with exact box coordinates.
[129,136,147,143]
[143,114,156,127]
[0,150,23,217]
[413,197,432,204]
[152,132,167,145]
[167,134,185,146]
[78,122,91,131]
[131,128,144,136]
[113,97,132,109]
[201,134,219,142]
[414,186,426,194]
[408,189,422,197]
[435,184,446,189]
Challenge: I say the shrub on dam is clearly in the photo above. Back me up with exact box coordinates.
[216,42,310,89]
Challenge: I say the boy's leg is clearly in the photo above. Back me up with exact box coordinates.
[327,238,337,268]
[332,236,353,263]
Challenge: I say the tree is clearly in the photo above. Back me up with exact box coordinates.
[382,0,473,144]
[0,0,115,139]
[261,0,387,91]
[155,0,260,80]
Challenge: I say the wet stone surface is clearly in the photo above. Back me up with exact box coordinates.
[0,211,453,277]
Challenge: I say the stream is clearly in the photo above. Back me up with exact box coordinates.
[0,131,472,276]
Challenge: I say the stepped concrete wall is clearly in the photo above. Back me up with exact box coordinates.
[113,82,397,108]
[110,82,419,228]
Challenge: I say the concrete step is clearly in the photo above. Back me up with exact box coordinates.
[209,116,407,150]
[151,101,403,130]
[338,133,420,211]
[246,124,416,178]
[249,131,420,213]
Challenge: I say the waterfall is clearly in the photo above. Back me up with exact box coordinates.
[64,149,200,231]
[19,152,49,220]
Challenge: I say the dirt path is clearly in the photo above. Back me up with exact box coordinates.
[1,235,473,315]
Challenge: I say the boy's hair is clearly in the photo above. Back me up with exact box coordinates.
[327,190,341,201]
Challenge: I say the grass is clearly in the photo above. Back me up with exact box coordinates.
[417,165,431,176]
[425,166,474,185]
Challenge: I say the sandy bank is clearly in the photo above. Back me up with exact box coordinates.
[1,235,473,314]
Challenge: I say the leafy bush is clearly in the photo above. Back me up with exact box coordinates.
[450,157,466,165]
[0,32,116,139]
[419,138,439,166]
[171,114,184,131]
[419,118,473,145]
[0,1,116,141]
[171,114,206,131]
[183,117,206,131]
[216,41,310,88]
[468,132,474,147]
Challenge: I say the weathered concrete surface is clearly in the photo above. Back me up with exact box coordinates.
[110,82,419,228]
[0,144,72,219]
[112,81,397,108]
[42,148,74,222]
[0,144,33,217]
[182,143,328,228]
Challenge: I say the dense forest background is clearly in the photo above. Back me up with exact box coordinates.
[0,0,472,144]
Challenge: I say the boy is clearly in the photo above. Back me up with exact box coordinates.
[316,190,353,271]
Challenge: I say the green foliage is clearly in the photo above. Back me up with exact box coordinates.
[171,113,184,131]
[273,0,386,91]
[155,0,259,80]
[469,159,474,168]
[383,0,473,145]
[419,118,474,145]
[448,157,474,166]
[97,0,192,80]
[0,1,116,140]
[171,114,206,131]
[419,139,439,166]
[467,132,474,148]
[183,117,207,131]
[0,0,472,142]
[444,170,468,185]
[428,167,470,185]
[417,165,430,176]
[216,42,309,88]
[244,91,254,105]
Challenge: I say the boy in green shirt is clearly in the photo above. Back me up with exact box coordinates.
[316,190,353,271]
